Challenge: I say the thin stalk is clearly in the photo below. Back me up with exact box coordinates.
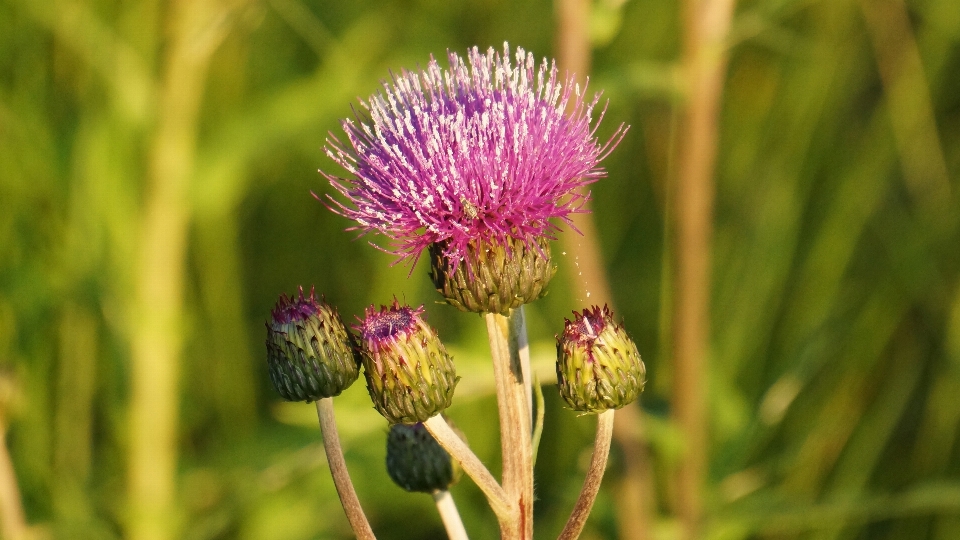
[433,490,469,540]
[315,398,375,540]
[0,421,27,540]
[510,307,533,421]
[486,312,534,540]
[558,409,616,540]
[424,415,514,525]
[672,0,737,533]
[860,0,952,218]
[128,2,230,538]
[531,374,546,467]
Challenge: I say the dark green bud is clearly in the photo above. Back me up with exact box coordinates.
[356,301,458,424]
[266,287,360,401]
[386,420,464,493]
[429,236,556,315]
[556,305,645,413]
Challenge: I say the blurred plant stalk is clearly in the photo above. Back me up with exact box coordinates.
[0,375,27,540]
[673,0,737,538]
[859,0,952,219]
[555,0,656,538]
[0,423,27,540]
[128,1,236,539]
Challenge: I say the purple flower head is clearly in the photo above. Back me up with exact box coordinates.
[355,300,427,354]
[270,286,323,325]
[559,305,614,360]
[321,43,627,270]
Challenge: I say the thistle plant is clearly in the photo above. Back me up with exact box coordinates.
[267,43,640,540]
[265,289,374,539]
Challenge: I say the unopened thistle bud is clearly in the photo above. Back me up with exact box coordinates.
[356,301,458,424]
[556,305,645,413]
[386,420,464,493]
[430,236,556,315]
[266,287,360,402]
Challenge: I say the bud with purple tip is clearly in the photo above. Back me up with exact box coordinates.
[556,305,645,413]
[356,301,458,424]
[266,287,360,402]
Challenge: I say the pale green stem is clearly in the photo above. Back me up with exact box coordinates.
[315,399,376,540]
[485,312,534,540]
[424,415,514,525]
[510,307,533,420]
[558,409,616,540]
[0,420,27,540]
[433,490,469,540]
[531,374,546,467]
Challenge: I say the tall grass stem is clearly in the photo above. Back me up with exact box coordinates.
[673,0,738,537]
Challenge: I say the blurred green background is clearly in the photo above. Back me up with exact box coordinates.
[2,0,960,538]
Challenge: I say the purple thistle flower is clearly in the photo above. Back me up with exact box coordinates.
[321,43,627,270]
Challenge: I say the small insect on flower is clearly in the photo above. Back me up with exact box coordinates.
[321,43,627,313]
[459,195,479,220]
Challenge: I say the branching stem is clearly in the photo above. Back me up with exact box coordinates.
[424,415,514,524]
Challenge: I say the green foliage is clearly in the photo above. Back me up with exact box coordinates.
[1,0,959,538]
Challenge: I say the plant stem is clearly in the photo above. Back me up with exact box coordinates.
[424,415,514,524]
[558,409,616,540]
[129,2,231,538]
[486,312,534,540]
[315,398,376,540]
[433,490,469,540]
[673,0,737,537]
[531,374,545,468]
[0,420,27,540]
[509,308,534,422]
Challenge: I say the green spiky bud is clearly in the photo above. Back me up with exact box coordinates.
[265,287,360,402]
[429,236,556,315]
[556,305,645,413]
[386,420,465,493]
[356,301,458,424]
